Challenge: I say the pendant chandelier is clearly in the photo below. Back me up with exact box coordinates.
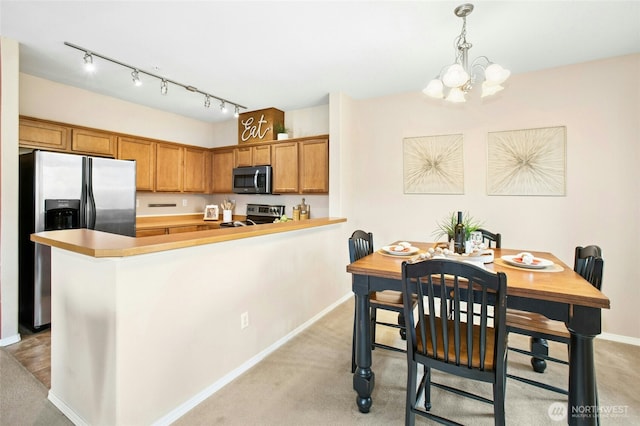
[423,3,510,103]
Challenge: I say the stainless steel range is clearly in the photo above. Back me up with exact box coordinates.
[220,203,286,227]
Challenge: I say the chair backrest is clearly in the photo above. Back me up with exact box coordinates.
[574,245,604,290]
[402,259,508,374]
[477,228,501,248]
[348,230,374,263]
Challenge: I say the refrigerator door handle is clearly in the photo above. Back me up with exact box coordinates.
[85,158,97,229]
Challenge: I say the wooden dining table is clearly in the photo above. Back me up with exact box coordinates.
[346,242,610,426]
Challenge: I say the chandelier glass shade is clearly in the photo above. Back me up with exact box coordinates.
[423,3,510,103]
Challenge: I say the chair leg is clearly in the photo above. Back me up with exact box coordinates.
[397,312,407,340]
[424,366,432,411]
[493,381,506,426]
[406,360,418,426]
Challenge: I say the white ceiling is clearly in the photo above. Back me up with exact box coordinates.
[2,1,639,123]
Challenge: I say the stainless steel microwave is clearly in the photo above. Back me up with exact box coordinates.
[232,165,272,194]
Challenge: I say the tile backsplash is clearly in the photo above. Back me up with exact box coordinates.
[136,192,329,218]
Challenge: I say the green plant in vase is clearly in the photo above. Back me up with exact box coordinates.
[274,123,288,134]
[432,211,483,242]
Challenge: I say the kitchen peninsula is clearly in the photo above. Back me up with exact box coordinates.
[31,217,347,425]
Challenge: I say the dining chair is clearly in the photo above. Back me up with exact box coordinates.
[349,230,415,373]
[506,245,604,395]
[401,258,508,426]
[478,228,502,248]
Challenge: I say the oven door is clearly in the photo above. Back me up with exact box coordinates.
[232,166,272,194]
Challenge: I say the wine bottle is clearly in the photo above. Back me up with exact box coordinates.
[454,211,465,254]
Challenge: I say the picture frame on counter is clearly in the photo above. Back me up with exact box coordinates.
[204,205,219,221]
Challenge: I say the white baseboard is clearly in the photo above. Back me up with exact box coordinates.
[598,332,640,347]
[151,293,354,426]
[0,333,21,347]
[48,390,88,426]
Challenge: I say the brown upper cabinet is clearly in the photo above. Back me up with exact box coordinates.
[271,142,299,193]
[235,144,271,167]
[19,116,329,195]
[155,143,184,192]
[117,137,156,191]
[183,147,208,193]
[71,128,117,157]
[19,117,71,151]
[19,116,116,157]
[211,148,235,193]
[299,138,329,193]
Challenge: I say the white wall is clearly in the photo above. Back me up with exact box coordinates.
[0,37,21,344]
[344,54,640,339]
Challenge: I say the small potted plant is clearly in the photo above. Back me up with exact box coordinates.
[274,123,289,140]
[432,211,483,242]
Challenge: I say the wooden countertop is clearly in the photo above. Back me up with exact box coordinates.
[32,217,347,258]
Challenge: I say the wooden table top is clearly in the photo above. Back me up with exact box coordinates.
[346,242,610,310]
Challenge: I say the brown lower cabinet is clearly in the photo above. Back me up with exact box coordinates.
[136,224,219,237]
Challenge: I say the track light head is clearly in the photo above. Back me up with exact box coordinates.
[204,95,211,108]
[131,70,142,86]
[234,105,240,118]
[160,79,168,95]
[83,52,95,72]
[220,101,227,114]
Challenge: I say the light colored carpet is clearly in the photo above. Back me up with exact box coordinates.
[0,347,72,425]
[2,299,639,425]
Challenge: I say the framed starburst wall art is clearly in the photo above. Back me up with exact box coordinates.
[487,126,566,196]
[403,134,464,194]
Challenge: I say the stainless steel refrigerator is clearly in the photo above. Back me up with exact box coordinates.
[19,150,136,330]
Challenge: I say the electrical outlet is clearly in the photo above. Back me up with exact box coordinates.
[182,199,188,207]
[240,312,249,329]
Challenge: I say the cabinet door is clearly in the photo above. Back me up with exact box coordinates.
[71,128,117,157]
[253,144,271,165]
[183,147,207,193]
[118,137,156,191]
[211,148,235,193]
[271,142,299,193]
[19,118,70,151]
[235,147,253,167]
[167,225,199,234]
[136,228,167,237]
[299,139,329,193]
[156,144,183,192]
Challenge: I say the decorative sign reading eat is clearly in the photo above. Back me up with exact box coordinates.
[238,107,284,144]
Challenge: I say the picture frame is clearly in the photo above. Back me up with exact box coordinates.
[403,134,464,194]
[487,126,566,196]
[204,205,219,221]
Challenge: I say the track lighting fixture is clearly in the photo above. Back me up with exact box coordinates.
[65,41,246,118]
[131,70,142,87]
[83,52,95,72]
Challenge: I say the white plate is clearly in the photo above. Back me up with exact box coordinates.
[501,255,553,269]
[381,245,420,256]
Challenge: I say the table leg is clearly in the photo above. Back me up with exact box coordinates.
[352,277,374,413]
[530,337,548,373]
[567,305,600,426]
